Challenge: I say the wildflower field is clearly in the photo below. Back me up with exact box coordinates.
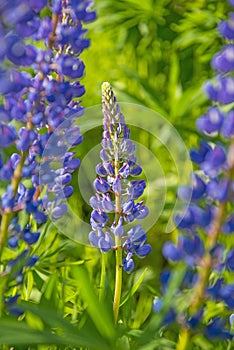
[0,1,234,349]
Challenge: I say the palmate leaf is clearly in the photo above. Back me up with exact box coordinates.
[0,302,112,350]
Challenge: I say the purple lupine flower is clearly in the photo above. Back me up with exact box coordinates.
[155,2,234,342]
[89,82,151,271]
[0,0,96,316]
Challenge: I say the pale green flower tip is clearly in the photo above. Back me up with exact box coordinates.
[102,82,111,94]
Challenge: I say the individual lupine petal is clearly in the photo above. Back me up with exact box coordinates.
[26,255,39,267]
[0,123,17,148]
[221,110,234,138]
[89,230,100,247]
[162,309,177,326]
[122,199,134,213]
[205,76,234,104]
[133,203,149,220]
[222,215,234,234]
[120,139,135,155]
[218,14,234,40]
[0,106,11,122]
[103,162,115,176]
[119,163,130,178]
[91,210,108,225]
[130,180,146,199]
[135,244,152,257]
[55,173,72,185]
[22,228,40,245]
[63,157,80,171]
[57,54,85,79]
[8,236,19,249]
[101,138,114,150]
[206,178,229,202]
[33,210,47,224]
[178,173,206,201]
[177,204,212,230]
[204,317,233,340]
[123,252,135,273]
[89,195,102,210]
[124,213,135,223]
[100,149,110,162]
[196,107,224,135]
[5,35,28,65]
[51,203,68,221]
[190,141,212,164]
[2,185,15,210]
[187,310,203,329]
[219,283,234,308]
[63,185,73,198]
[160,270,171,294]
[65,126,83,146]
[16,127,37,151]
[212,45,234,73]
[226,250,234,271]
[112,217,124,236]
[128,225,146,245]
[93,177,110,193]
[230,314,234,327]
[98,233,114,253]
[130,164,142,176]
[112,176,121,194]
[0,69,30,95]
[52,0,62,14]
[102,193,115,212]
[162,242,183,261]
[202,144,226,178]
[96,163,107,177]
[152,297,163,312]
[4,294,20,306]
[179,235,205,266]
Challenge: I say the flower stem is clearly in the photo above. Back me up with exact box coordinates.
[113,234,122,324]
[176,328,190,350]
[99,252,106,302]
[0,151,27,260]
[113,156,122,324]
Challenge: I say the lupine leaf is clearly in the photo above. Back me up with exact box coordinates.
[120,268,148,307]
[70,265,117,342]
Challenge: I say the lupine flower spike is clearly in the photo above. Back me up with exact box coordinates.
[154,1,234,347]
[0,0,96,317]
[89,82,151,323]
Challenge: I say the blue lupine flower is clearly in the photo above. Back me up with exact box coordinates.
[155,1,234,341]
[0,0,96,316]
[89,82,151,271]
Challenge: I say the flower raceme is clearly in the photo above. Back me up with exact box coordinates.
[89,82,151,273]
[155,0,234,345]
[0,0,96,315]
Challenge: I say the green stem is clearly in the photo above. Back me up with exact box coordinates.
[176,328,190,350]
[113,156,122,324]
[113,234,122,324]
[99,253,106,302]
[0,152,27,260]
